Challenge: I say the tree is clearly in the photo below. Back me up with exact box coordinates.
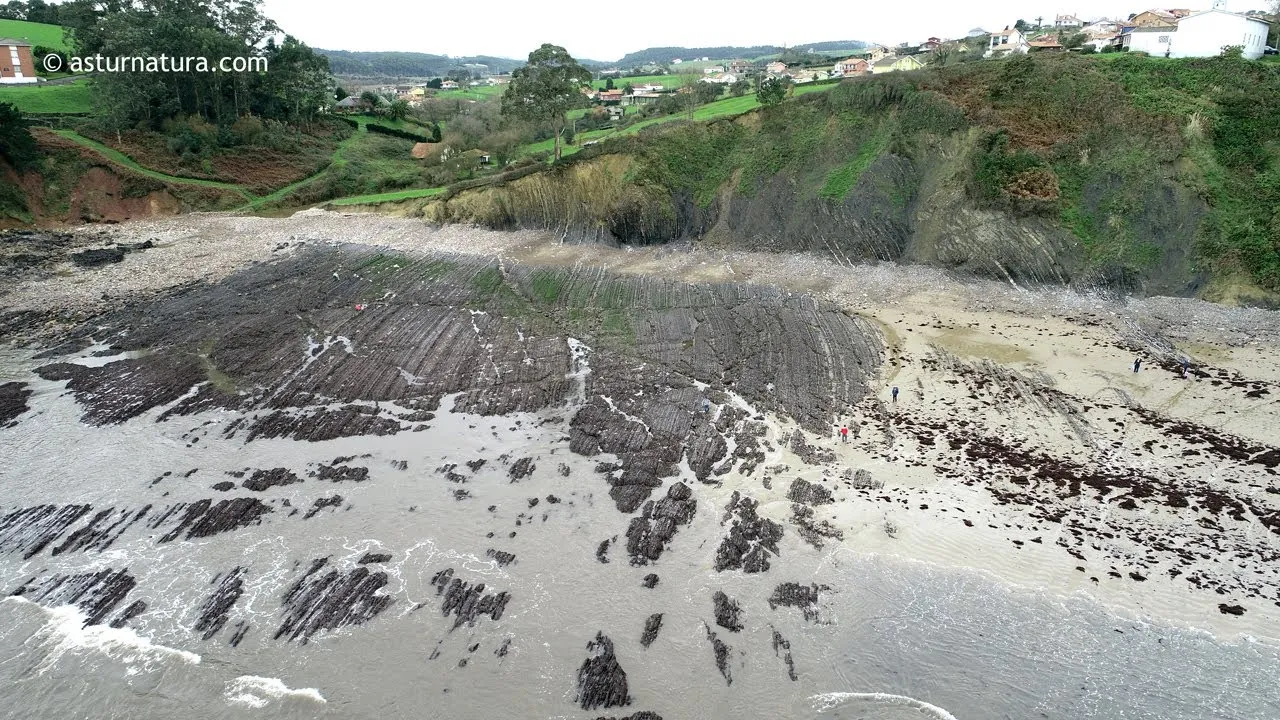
[693,80,722,105]
[604,77,615,90]
[623,82,635,95]
[928,47,952,66]
[501,43,592,160]
[359,90,380,110]
[1060,31,1086,50]
[335,86,349,101]
[677,67,702,119]
[426,78,443,90]
[729,79,750,97]
[757,76,789,106]
[0,102,38,170]
[388,99,410,121]
[1015,19,1030,32]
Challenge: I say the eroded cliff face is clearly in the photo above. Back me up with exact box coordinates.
[415,131,1207,296]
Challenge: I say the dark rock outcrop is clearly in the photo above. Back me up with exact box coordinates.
[242,468,302,492]
[0,382,32,427]
[303,495,343,520]
[275,558,393,643]
[486,549,516,566]
[768,582,827,623]
[625,482,697,564]
[712,591,744,632]
[771,628,798,681]
[640,613,663,648]
[577,632,631,710]
[787,478,834,505]
[791,504,844,549]
[193,567,246,641]
[641,574,659,589]
[430,568,511,630]
[714,492,783,573]
[155,498,272,542]
[0,504,93,559]
[508,457,536,482]
[358,552,392,564]
[11,568,137,626]
[704,623,732,685]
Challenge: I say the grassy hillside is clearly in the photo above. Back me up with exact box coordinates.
[0,79,92,113]
[0,19,71,51]
[421,53,1280,301]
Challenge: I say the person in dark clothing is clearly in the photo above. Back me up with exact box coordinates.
[1181,358,1190,379]
[891,386,899,403]
[1133,358,1142,373]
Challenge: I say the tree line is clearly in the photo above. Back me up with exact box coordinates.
[50,0,333,131]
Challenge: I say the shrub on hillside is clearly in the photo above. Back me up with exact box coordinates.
[366,123,433,143]
[0,102,39,170]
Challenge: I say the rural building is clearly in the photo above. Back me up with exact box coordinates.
[0,38,36,84]
[1055,14,1082,28]
[334,96,361,111]
[1121,25,1177,54]
[441,80,459,90]
[922,37,943,50]
[985,26,1030,56]
[765,61,788,75]
[622,92,661,106]
[597,89,624,103]
[1173,9,1270,60]
[703,65,724,74]
[1028,37,1066,51]
[833,57,870,75]
[1128,9,1181,27]
[871,55,925,73]
[727,59,751,74]
[605,106,625,121]
[861,45,889,62]
[967,27,989,37]
[700,72,738,84]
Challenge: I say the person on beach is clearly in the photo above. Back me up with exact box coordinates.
[1133,358,1142,374]
[702,399,711,414]
[891,386,899,403]
[1181,358,1190,379]
[840,426,848,443]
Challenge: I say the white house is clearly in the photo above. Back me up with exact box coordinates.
[700,72,738,84]
[703,65,724,74]
[1055,14,1082,28]
[441,80,459,90]
[1121,25,1177,55]
[1171,8,1270,60]
[985,26,1030,57]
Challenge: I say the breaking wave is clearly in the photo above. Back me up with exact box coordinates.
[5,596,201,671]
[811,691,959,719]
[225,675,327,708]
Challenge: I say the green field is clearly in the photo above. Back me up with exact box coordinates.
[0,78,92,113]
[593,74,687,90]
[0,19,71,51]
[524,83,839,158]
[330,186,445,206]
[440,85,504,101]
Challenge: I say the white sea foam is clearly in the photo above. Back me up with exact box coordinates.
[7,597,201,671]
[810,691,958,719]
[225,675,327,708]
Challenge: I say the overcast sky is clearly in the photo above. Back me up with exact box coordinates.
[261,0,1256,60]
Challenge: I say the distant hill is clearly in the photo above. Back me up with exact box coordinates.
[0,18,71,52]
[318,49,525,79]
[615,41,867,67]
